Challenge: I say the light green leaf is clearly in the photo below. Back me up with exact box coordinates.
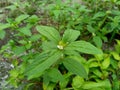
[65,41,103,54]
[111,52,120,61]
[116,39,120,45]
[53,10,60,19]
[36,25,61,43]
[9,69,19,78]
[0,30,6,39]
[102,56,110,69]
[25,50,62,80]
[82,80,111,90]
[89,62,99,68]
[93,36,102,48]
[92,69,102,78]
[63,58,88,79]
[0,23,11,30]
[72,76,84,89]
[15,14,29,23]
[95,54,104,61]
[62,29,80,43]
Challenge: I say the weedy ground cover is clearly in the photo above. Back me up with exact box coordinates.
[0,0,120,90]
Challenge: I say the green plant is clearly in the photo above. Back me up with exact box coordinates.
[6,25,102,89]
[0,0,120,90]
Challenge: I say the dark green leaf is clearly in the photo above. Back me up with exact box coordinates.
[47,68,64,82]
[27,15,39,24]
[25,51,50,72]
[36,25,61,43]
[63,58,88,79]
[62,29,80,43]
[18,25,32,36]
[13,46,26,55]
[92,12,105,19]
[65,41,103,54]
[87,25,95,33]
[42,41,57,51]
[25,50,62,80]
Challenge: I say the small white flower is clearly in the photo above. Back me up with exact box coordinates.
[57,45,64,50]
[10,64,14,68]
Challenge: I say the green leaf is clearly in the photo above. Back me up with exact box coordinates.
[9,69,19,78]
[82,80,111,90]
[47,68,64,82]
[27,15,39,24]
[0,23,11,30]
[63,58,88,79]
[64,50,80,56]
[87,25,95,33]
[42,41,57,51]
[110,58,118,69]
[112,78,119,90]
[24,83,34,90]
[53,10,61,19]
[101,56,110,69]
[65,41,103,54]
[111,52,120,61]
[93,69,102,78]
[13,46,26,55]
[72,76,84,89]
[89,88,106,90]
[116,39,120,46]
[89,62,99,68]
[29,34,41,42]
[25,50,62,80]
[18,25,32,36]
[59,73,72,89]
[93,36,102,48]
[92,12,105,19]
[43,83,55,90]
[15,14,29,23]
[0,30,6,39]
[36,25,61,43]
[115,40,120,53]
[25,51,50,72]
[62,29,80,43]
